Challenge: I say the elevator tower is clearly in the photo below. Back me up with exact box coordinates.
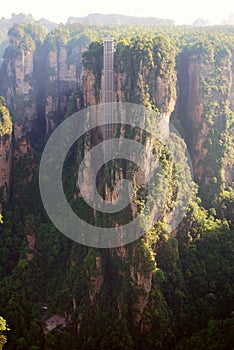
[103,36,114,143]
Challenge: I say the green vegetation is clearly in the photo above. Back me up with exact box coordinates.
[0,14,57,62]
[116,34,176,108]
[0,96,12,137]
[83,41,103,103]
[4,23,46,58]
[174,35,234,207]
[0,316,9,349]
[0,21,233,350]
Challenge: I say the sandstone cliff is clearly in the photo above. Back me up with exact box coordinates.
[0,97,12,207]
[0,28,233,342]
[175,43,234,206]
[80,36,178,330]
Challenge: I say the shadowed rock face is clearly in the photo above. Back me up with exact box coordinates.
[0,45,82,137]
[43,314,66,332]
[175,47,234,205]
[0,31,233,342]
[0,99,12,207]
[0,137,11,205]
[80,40,177,329]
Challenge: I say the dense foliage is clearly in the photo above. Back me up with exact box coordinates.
[0,97,12,137]
[0,14,57,63]
[0,21,233,350]
[0,316,9,350]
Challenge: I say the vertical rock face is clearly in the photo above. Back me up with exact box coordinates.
[0,138,11,193]
[0,46,81,136]
[0,27,86,138]
[131,268,152,328]
[25,214,36,261]
[44,46,79,133]
[0,98,12,206]
[228,55,234,186]
[1,28,233,345]
[0,49,37,136]
[183,58,208,182]
[81,37,177,329]
[88,255,104,305]
[83,69,100,106]
[175,44,234,205]
[230,55,234,112]
[83,38,176,117]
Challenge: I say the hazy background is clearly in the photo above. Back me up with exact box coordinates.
[1,0,234,25]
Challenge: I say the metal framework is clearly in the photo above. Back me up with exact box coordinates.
[103,37,114,144]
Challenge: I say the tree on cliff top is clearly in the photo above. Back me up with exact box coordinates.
[7,22,46,54]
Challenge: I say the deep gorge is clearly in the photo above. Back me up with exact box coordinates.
[0,22,233,350]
